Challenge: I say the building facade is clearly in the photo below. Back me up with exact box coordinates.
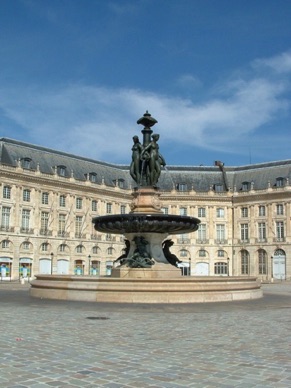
[0,138,290,281]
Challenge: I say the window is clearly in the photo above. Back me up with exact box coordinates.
[276,221,284,239]
[108,247,114,255]
[57,165,66,177]
[40,212,49,233]
[258,223,266,241]
[180,249,188,257]
[120,205,126,214]
[180,207,187,216]
[276,204,284,215]
[41,243,49,252]
[75,216,83,237]
[242,182,250,191]
[106,203,112,214]
[76,197,83,210]
[1,207,11,228]
[23,242,30,250]
[214,262,228,275]
[21,209,30,231]
[197,224,207,241]
[258,205,266,217]
[3,186,11,199]
[58,214,66,235]
[161,207,169,215]
[214,184,223,192]
[177,183,188,192]
[59,244,66,252]
[217,250,225,257]
[216,224,225,241]
[241,207,248,217]
[23,189,31,202]
[92,200,97,212]
[76,245,83,253]
[2,240,9,248]
[198,207,206,217]
[240,224,249,241]
[42,192,49,205]
[59,195,66,207]
[199,249,206,257]
[92,246,99,254]
[258,250,267,275]
[216,208,224,218]
[88,173,97,183]
[22,158,31,169]
[113,179,125,188]
[241,250,249,275]
[276,177,284,187]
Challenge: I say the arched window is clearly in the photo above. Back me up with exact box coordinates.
[258,249,267,275]
[214,262,228,275]
[241,250,249,275]
[180,249,188,258]
[41,243,49,252]
[107,247,114,255]
[76,245,84,253]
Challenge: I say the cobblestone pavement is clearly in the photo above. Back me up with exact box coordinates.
[0,281,291,388]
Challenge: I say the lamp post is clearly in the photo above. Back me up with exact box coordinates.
[50,252,54,275]
[227,257,230,276]
[188,256,191,276]
[88,255,91,275]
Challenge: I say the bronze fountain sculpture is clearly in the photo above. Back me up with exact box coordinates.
[93,111,200,272]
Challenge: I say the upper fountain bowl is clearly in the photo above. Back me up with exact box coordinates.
[93,213,200,235]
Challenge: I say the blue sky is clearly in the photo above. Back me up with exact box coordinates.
[1,0,291,167]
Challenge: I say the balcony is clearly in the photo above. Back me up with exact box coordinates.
[0,226,14,232]
[256,238,267,243]
[273,237,285,242]
[20,228,34,234]
[40,229,52,236]
[75,233,86,239]
[239,239,250,244]
[91,234,102,241]
[196,239,209,244]
[177,238,191,244]
[58,231,69,237]
[215,239,227,245]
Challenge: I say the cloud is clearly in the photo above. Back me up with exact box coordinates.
[0,51,290,164]
[252,51,291,74]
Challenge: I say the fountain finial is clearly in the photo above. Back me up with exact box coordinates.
[137,111,158,128]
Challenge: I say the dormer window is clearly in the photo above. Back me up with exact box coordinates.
[275,177,285,187]
[241,181,250,192]
[214,184,223,192]
[21,158,32,169]
[113,179,125,188]
[177,183,187,192]
[88,172,97,183]
[57,165,66,177]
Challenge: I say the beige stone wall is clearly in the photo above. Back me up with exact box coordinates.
[0,164,290,281]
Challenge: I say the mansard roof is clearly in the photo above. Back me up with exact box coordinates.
[1,137,291,192]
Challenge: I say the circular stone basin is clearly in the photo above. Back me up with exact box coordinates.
[93,213,200,235]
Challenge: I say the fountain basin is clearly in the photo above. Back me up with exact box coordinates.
[30,275,263,303]
[93,213,200,234]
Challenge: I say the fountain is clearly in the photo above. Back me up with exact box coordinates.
[30,112,262,303]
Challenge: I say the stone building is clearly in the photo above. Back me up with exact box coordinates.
[0,137,290,281]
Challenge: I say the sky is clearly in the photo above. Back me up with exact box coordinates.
[1,0,291,167]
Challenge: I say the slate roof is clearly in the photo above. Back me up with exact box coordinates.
[1,138,291,192]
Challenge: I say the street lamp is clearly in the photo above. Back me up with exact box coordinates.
[88,255,91,275]
[50,252,54,275]
[188,256,191,276]
[227,257,230,276]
